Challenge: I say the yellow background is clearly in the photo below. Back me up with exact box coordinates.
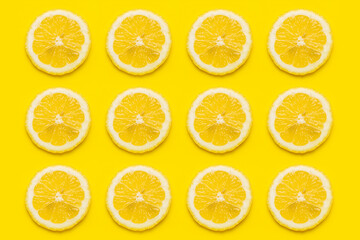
[1,0,359,239]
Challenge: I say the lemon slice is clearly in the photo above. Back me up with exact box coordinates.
[26,10,90,75]
[268,10,332,75]
[187,88,251,153]
[187,166,251,231]
[268,165,332,231]
[26,166,90,231]
[106,10,171,75]
[26,88,90,153]
[106,166,171,231]
[187,10,252,75]
[106,88,171,153]
[268,88,332,153]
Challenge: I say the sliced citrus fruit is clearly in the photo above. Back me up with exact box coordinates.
[268,88,332,153]
[26,88,90,153]
[106,88,171,153]
[26,166,90,231]
[187,88,251,153]
[106,10,171,75]
[268,10,332,75]
[187,10,252,75]
[106,166,171,231]
[187,166,251,231]
[26,10,91,75]
[268,165,332,231]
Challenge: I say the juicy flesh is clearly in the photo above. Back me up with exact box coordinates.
[274,15,327,68]
[274,93,327,146]
[194,93,246,146]
[113,15,165,68]
[194,171,246,223]
[113,93,166,146]
[32,171,85,224]
[194,15,246,68]
[32,93,85,146]
[32,15,85,68]
[274,170,327,224]
[113,171,165,224]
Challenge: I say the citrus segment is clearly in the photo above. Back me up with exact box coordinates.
[188,10,252,75]
[107,88,171,153]
[188,88,251,153]
[187,166,252,231]
[107,10,171,75]
[107,166,171,231]
[26,166,90,231]
[268,10,332,75]
[268,88,332,153]
[26,10,90,75]
[26,88,90,153]
[268,166,332,231]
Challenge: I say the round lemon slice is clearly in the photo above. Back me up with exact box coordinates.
[268,10,332,75]
[106,10,171,75]
[268,88,332,153]
[26,10,90,75]
[106,88,171,153]
[26,88,90,153]
[26,166,90,231]
[106,166,171,231]
[187,166,252,231]
[187,88,251,153]
[268,165,332,231]
[187,10,252,75]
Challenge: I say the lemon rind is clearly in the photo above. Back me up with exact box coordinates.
[26,10,91,75]
[106,10,171,75]
[268,165,333,231]
[106,165,171,231]
[187,165,252,231]
[26,88,91,153]
[268,88,332,153]
[187,88,252,153]
[106,88,171,153]
[268,10,332,75]
[25,165,91,231]
[187,10,252,75]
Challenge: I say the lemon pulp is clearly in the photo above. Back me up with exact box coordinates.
[32,170,85,223]
[274,93,327,146]
[113,171,165,223]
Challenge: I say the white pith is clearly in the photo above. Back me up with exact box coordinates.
[187,88,252,153]
[268,10,332,75]
[26,10,91,75]
[106,88,171,153]
[268,88,332,153]
[106,10,171,75]
[26,165,91,231]
[26,88,91,153]
[268,165,332,231]
[106,166,171,231]
[187,166,252,231]
[187,10,252,75]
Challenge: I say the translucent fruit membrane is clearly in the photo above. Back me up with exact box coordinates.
[113,171,165,223]
[33,171,85,223]
[194,15,246,68]
[274,15,327,68]
[113,93,165,146]
[274,93,326,146]
[33,93,85,146]
[33,15,85,68]
[194,93,246,146]
[274,170,327,223]
[113,15,165,68]
[194,170,246,223]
